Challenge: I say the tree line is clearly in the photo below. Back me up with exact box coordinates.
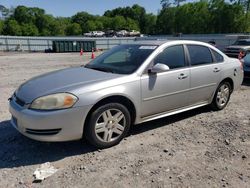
[0,0,250,36]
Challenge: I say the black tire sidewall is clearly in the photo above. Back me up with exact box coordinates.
[85,103,131,148]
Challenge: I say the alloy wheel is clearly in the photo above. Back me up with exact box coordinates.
[94,109,126,143]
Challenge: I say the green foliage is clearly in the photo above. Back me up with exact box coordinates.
[157,0,249,34]
[72,11,94,33]
[66,23,82,35]
[143,14,157,34]
[21,23,39,36]
[3,19,22,36]
[0,20,3,34]
[0,2,250,36]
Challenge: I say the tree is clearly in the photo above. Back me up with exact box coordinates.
[125,18,140,30]
[112,16,127,30]
[3,19,22,35]
[21,23,39,36]
[104,4,146,32]
[157,7,177,34]
[13,6,42,24]
[35,14,53,35]
[49,20,65,36]
[209,0,247,33]
[65,23,82,35]
[0,20,3,34]
[143,14,157,34]
[72,12,95,33]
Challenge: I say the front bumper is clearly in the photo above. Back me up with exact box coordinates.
[9,98,92,142]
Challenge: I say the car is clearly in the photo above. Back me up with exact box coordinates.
[224,39,250,57]
[92,31,105,37]
[83,32,93,37]
[116,30,128,37]
[9,40,243,148]
[105,30,116,37]
[128,30,141,37]
[241,52,250,78]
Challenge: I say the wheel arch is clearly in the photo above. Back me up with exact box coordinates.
[83,95,137,134]
[220,77,234,92]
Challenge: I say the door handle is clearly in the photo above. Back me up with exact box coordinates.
[213,67,221,73]
[178,73,188,79]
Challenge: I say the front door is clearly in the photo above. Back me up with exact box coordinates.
[140,45,190,118]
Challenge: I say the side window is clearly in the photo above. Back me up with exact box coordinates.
[154,45,185,69]
[211,49,224,62]
[187,45,213,66]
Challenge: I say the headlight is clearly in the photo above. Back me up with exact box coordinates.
[30,93,78,110]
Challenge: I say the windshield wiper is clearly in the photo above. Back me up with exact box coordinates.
[85,66,114,73]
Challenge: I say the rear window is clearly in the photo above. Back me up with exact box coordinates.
[187,45,213,66]
[211,49,224,62]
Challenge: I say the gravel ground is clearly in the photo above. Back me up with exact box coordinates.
[0,52,249,188]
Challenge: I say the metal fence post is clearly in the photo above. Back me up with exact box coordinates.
[5,37,9,51]
[47,39,50,49]
[27,38,31,52]
[107,39,110,49]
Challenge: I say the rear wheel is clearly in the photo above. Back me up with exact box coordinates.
[210,82,231,110]
[85,103,131,148]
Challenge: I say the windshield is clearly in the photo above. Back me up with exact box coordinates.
[233,40,250,45]
[85,44,157,74]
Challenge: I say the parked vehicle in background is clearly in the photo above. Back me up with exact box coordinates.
[224,39,250,57]
[9,40,243,148]
[116,30,128,37]
[92,31,105,37]
[83,31,105,37]
[241,52,250,78]
[105,30,116,37]
[128,30,140,37]
[83,32,93,37]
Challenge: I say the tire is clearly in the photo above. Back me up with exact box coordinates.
[85,103,131,148]
[210,81,232,111]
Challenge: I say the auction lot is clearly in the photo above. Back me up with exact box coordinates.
[0,52,249,188]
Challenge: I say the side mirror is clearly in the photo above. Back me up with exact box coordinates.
[148,63,170,74]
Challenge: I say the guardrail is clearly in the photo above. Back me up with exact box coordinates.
[0,35,238,52]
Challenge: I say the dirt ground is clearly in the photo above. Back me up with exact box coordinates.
[0,52,249,188]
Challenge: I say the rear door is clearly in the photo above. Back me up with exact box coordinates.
[186,45,223,105]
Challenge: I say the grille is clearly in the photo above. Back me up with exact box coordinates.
[25,128,61,135]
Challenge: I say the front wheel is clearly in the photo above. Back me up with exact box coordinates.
[85,103,131,148]
[210,82,231,110]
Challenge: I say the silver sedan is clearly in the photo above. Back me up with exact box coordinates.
[9,40,243,148]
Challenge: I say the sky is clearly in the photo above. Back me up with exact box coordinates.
[0,0,162,17]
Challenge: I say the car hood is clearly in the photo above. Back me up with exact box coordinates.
[15,67,122,103]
